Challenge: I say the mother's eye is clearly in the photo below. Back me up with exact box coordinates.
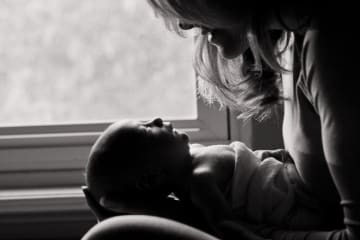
[178,22,194,30]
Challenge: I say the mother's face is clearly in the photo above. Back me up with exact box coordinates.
[179,21,250,59]
[178,5,251,59]
[207,27,249,59]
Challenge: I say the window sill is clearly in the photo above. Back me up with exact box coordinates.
[0,187,96,239]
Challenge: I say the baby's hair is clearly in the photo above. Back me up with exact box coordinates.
[85,121,143,200]
[85,143,134,201]
[85,121,172,201]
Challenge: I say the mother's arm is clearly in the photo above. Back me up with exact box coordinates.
[269,20,360,240]
[253,149,292,163]
[306,22,359,240]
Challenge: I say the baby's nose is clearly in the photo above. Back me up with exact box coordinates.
[151,117,163,127]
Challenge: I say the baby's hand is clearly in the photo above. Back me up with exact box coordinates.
[254,149,292,163]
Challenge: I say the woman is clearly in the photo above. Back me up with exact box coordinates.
[83,2,359,240]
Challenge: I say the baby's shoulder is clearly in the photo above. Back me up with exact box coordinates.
[197,144,234,159]
[192,144,235,173]
[191,144,235,188]
[229,141,257,159]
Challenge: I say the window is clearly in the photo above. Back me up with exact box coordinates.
[0,0,230,188]
[0,0,197,125]
[0,1,237,238]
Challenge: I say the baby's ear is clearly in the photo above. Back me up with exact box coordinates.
[101,193,147,214]
[99,195,122,211]
[100,193,156,215]
[82,186,115,221]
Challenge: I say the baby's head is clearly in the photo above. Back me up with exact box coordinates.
[85,118,191,203]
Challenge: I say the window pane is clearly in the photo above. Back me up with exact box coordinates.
[0,0,196,126]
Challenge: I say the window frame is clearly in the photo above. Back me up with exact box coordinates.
[0,97,230,187]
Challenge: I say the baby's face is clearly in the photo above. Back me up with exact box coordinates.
[115,118,192,184]
[119,117,190,151]
[87,118,192,199]
[136,117,189,146]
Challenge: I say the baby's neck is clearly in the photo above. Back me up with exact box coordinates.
[172,154,196,200]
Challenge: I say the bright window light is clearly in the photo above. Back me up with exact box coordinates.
[0,0,196,126]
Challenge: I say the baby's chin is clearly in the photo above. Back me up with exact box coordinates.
[174,129,190,144]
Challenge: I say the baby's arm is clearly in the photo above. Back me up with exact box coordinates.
[191,163,267,240]
[191,168,232,236]
[190,145,236,235]
[190,145,235,224]
[191,167,232,222]
[190,144,269,240]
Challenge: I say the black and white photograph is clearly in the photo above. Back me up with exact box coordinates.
[0,1,358,240]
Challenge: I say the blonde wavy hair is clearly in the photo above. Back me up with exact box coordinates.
[147,0,291,120]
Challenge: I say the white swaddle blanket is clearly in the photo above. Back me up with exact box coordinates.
[229,141,296,225]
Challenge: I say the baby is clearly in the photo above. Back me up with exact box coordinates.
[85,118,324,235]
